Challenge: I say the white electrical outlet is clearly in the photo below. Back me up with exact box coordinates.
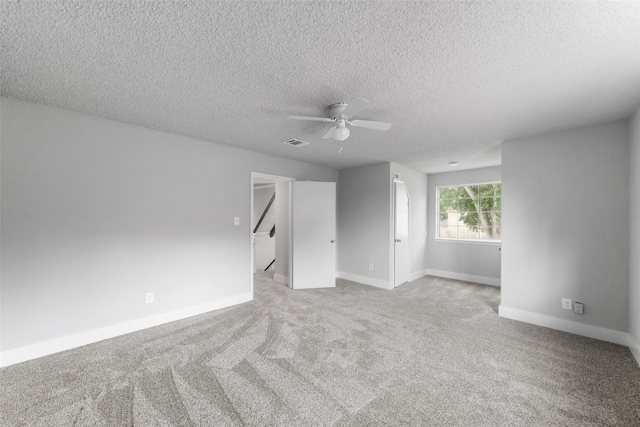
[573,302,584,314]
[368,264,374,271]
[562,298,572,310]
[146,292,154,304]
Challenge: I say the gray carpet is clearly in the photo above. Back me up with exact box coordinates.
[2,272,639,426]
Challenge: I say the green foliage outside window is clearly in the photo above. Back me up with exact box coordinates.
[437,182,501,241]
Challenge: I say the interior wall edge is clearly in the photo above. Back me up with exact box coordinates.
[628,105,640,369]
[0,292,253,368]
[426,269,501,287]
[337,271,393,290]
[498,305,629,347]
[409,269,430,283]
[628,334,640,368]
[274,274,290,286]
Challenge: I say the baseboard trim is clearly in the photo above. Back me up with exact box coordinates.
[498,305,628,347]
[273,274,289,286]
[426,268,501,287]
[409,269,429,282]
[337,271,392,290]
[0,292,253,368]
[629,334,640,368]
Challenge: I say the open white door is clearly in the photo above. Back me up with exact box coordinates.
[394,180,410,287]
[292,181,336,289]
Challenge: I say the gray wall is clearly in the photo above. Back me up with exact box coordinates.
[337,162,428,288]
[501,120,629,333]
[390,163,429,280]
[0,97,338,351]
[630,107,640,361]
[426,167,502,285]
[337,163,392,286]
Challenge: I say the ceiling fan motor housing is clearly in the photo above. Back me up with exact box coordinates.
[329,103,348,119]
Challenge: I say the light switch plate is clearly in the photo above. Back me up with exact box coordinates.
[234,217,240,226]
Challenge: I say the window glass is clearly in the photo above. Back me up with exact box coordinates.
[436,182,501,241]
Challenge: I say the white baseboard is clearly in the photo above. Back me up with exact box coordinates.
[409,269,429,282]
[629,334,640,368]
[498,305,628,347]
[0,292,253,368]
[337,271,392,290]
[426,268,501,287]
[274,274,289,286]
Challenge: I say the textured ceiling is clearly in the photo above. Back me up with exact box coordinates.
[2,1,640,173]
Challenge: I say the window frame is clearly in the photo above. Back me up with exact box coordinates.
[435,180,502,244]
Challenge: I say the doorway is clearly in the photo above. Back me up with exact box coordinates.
[251,173,294,292]
[250,174,338,293]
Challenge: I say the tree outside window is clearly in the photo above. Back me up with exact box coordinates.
[437,182,501,241]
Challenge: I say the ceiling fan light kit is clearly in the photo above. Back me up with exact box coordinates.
[287,98,392,141]
[322,118,350,141]
[334,124,350,142]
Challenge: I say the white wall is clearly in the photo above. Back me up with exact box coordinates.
[0,97,338,360]
[337,163,392,288]
[390,163,429,281]
[253,186,275,272]
[426,166,502,286]
[629,106,640,364]
[500,120,630,345]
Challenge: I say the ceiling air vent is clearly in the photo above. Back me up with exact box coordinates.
[283,138,310,147]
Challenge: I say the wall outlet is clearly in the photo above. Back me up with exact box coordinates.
[146,292,154,304]
[561,298,572,310]
[234,217,240,226]
[368,264,374,271]
[573,302,584,314]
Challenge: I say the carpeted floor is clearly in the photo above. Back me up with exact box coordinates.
[1,272,639,426]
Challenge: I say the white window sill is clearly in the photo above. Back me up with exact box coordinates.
[434,238,501,245]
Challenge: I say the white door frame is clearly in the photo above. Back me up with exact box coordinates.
[393,178,411,287]
[250,172,295,294]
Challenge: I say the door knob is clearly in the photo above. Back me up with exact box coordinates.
[330,239,335,243]
[395,239,401,242]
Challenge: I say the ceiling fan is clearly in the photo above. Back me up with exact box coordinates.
[287,98,392,141]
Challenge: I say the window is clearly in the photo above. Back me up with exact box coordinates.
[436,182,501,241]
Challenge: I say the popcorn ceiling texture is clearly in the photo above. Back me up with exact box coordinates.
[2,1,640,172]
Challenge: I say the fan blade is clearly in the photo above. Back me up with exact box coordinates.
[350,120,392,131]
[341,98,369,118]
[287,115,334,123]
[322,126,337,139]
